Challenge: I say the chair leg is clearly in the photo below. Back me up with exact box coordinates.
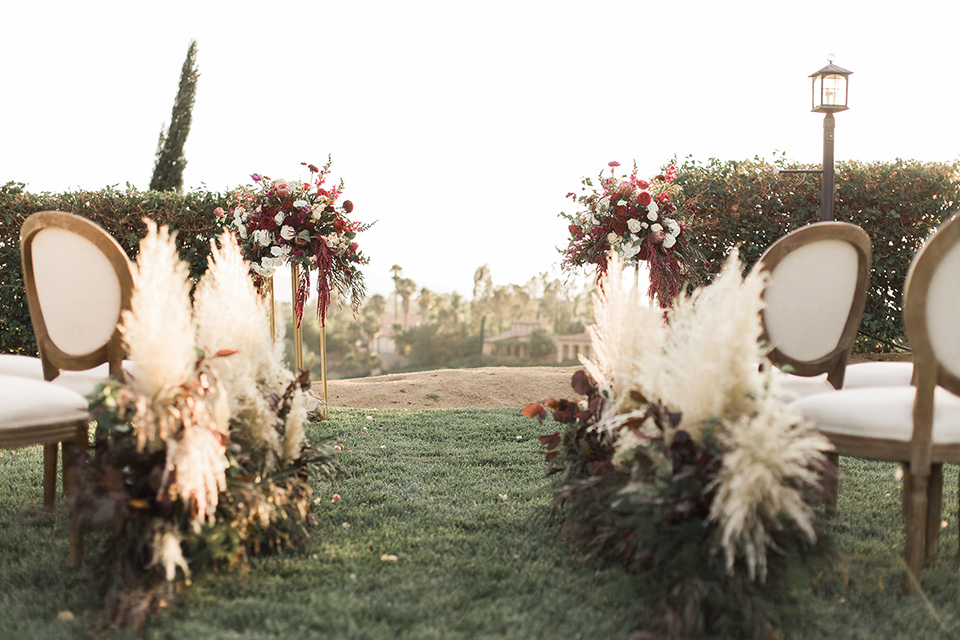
[822,452,839,519]
[904,471,930,595]
[42,443,58,509]
[902,464,911,520]
[926,464,943,564]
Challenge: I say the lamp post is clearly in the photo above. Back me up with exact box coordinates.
[810,57,852,221]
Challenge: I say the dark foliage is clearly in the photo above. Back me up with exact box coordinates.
[0,181,228,355]
[526,370,827,639]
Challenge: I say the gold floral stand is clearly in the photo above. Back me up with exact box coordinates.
[260,264,328,420]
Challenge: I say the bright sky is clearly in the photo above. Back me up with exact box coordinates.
[4,1,959,301]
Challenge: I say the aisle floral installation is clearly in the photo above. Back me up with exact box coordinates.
[70,222,338,629]
[560,160,705,307]
[525,252,831,638]
[221,157,372,327]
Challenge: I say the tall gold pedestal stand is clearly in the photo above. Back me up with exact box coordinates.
[288,264,328,420]
[260,268,328,420]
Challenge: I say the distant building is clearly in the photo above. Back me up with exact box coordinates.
[482,319,548,359]
[553,332,592,364]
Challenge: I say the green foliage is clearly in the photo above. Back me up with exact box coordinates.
[150,40,199,192]
[675,155,960,350]
[0,181,228,354]
[7,410,960,638]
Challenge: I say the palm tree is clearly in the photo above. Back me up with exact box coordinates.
[390,264,403,321]
[417,287,437,321]
[398,277,416,330]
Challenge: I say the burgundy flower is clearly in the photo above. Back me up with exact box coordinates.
[308,164,320,173]
[259,215,277,231]
[282,199,295,211]
[612,219,628,235]
[650,230,665,244]
[637,191,652,207]
[342,200,354,213]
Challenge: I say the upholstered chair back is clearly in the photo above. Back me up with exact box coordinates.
[759,222,872,389]
[20,212,133,380]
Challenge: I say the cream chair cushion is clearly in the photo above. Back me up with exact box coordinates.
[0,354,134,397]
[791,386,960,443]
[0,374,88,429]
[773,360,915,401]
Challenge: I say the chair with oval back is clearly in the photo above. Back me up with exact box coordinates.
[0,211,133,507]
[791,212,960,594]
[759,221,873,395]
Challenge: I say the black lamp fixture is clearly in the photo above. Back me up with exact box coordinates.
[810,56,852,220]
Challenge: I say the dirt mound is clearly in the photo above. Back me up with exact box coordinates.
[310,366,584,410]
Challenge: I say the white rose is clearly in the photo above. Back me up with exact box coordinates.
[647,210,658,222]
[270,245,284,257]
[622,241,642,259]
[274,212,285,225]
[280,225,295,241]
[253,229,273,247]
[627,218,642,233]
[617,199,627,207]
[663,234,677,249]
[250,262,265,276]
[641,222,649,229]
[666,219,681,236]
[607,232,621,245]
[650,223,663,232]
[293,199,308,209]
[311,206,323,220]
[238,225,248,239]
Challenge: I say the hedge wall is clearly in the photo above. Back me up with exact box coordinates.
[675,156,960,351]
[0,181,228,355]
[3,157,956,357]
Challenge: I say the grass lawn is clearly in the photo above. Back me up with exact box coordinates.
[2,408,960,639]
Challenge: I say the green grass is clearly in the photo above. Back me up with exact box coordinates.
[2,409,960,638]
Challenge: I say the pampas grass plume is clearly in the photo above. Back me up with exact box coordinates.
[121,220,196,402]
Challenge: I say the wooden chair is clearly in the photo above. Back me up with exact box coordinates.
[0,211,132,507]
[759,222,873,397]
[791,212,960,594]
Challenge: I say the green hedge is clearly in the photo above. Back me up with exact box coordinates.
[675,156,960,350]
[4,158,956,357]
[0,181,228,355]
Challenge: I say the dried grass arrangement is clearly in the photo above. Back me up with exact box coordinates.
[70,221,337,629]
[526,252,831,638]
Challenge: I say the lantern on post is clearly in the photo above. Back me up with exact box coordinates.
[810,57,852,221]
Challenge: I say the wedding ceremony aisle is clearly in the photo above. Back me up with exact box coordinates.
[3,407,960,638]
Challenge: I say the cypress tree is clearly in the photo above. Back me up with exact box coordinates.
[150,40,199,192]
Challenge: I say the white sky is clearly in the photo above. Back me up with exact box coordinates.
[4,0,959,301]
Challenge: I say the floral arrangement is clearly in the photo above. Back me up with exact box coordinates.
[525,252,830,638]
[221,157,372,326]
[70,222,338,629]
[560,160,704,307]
